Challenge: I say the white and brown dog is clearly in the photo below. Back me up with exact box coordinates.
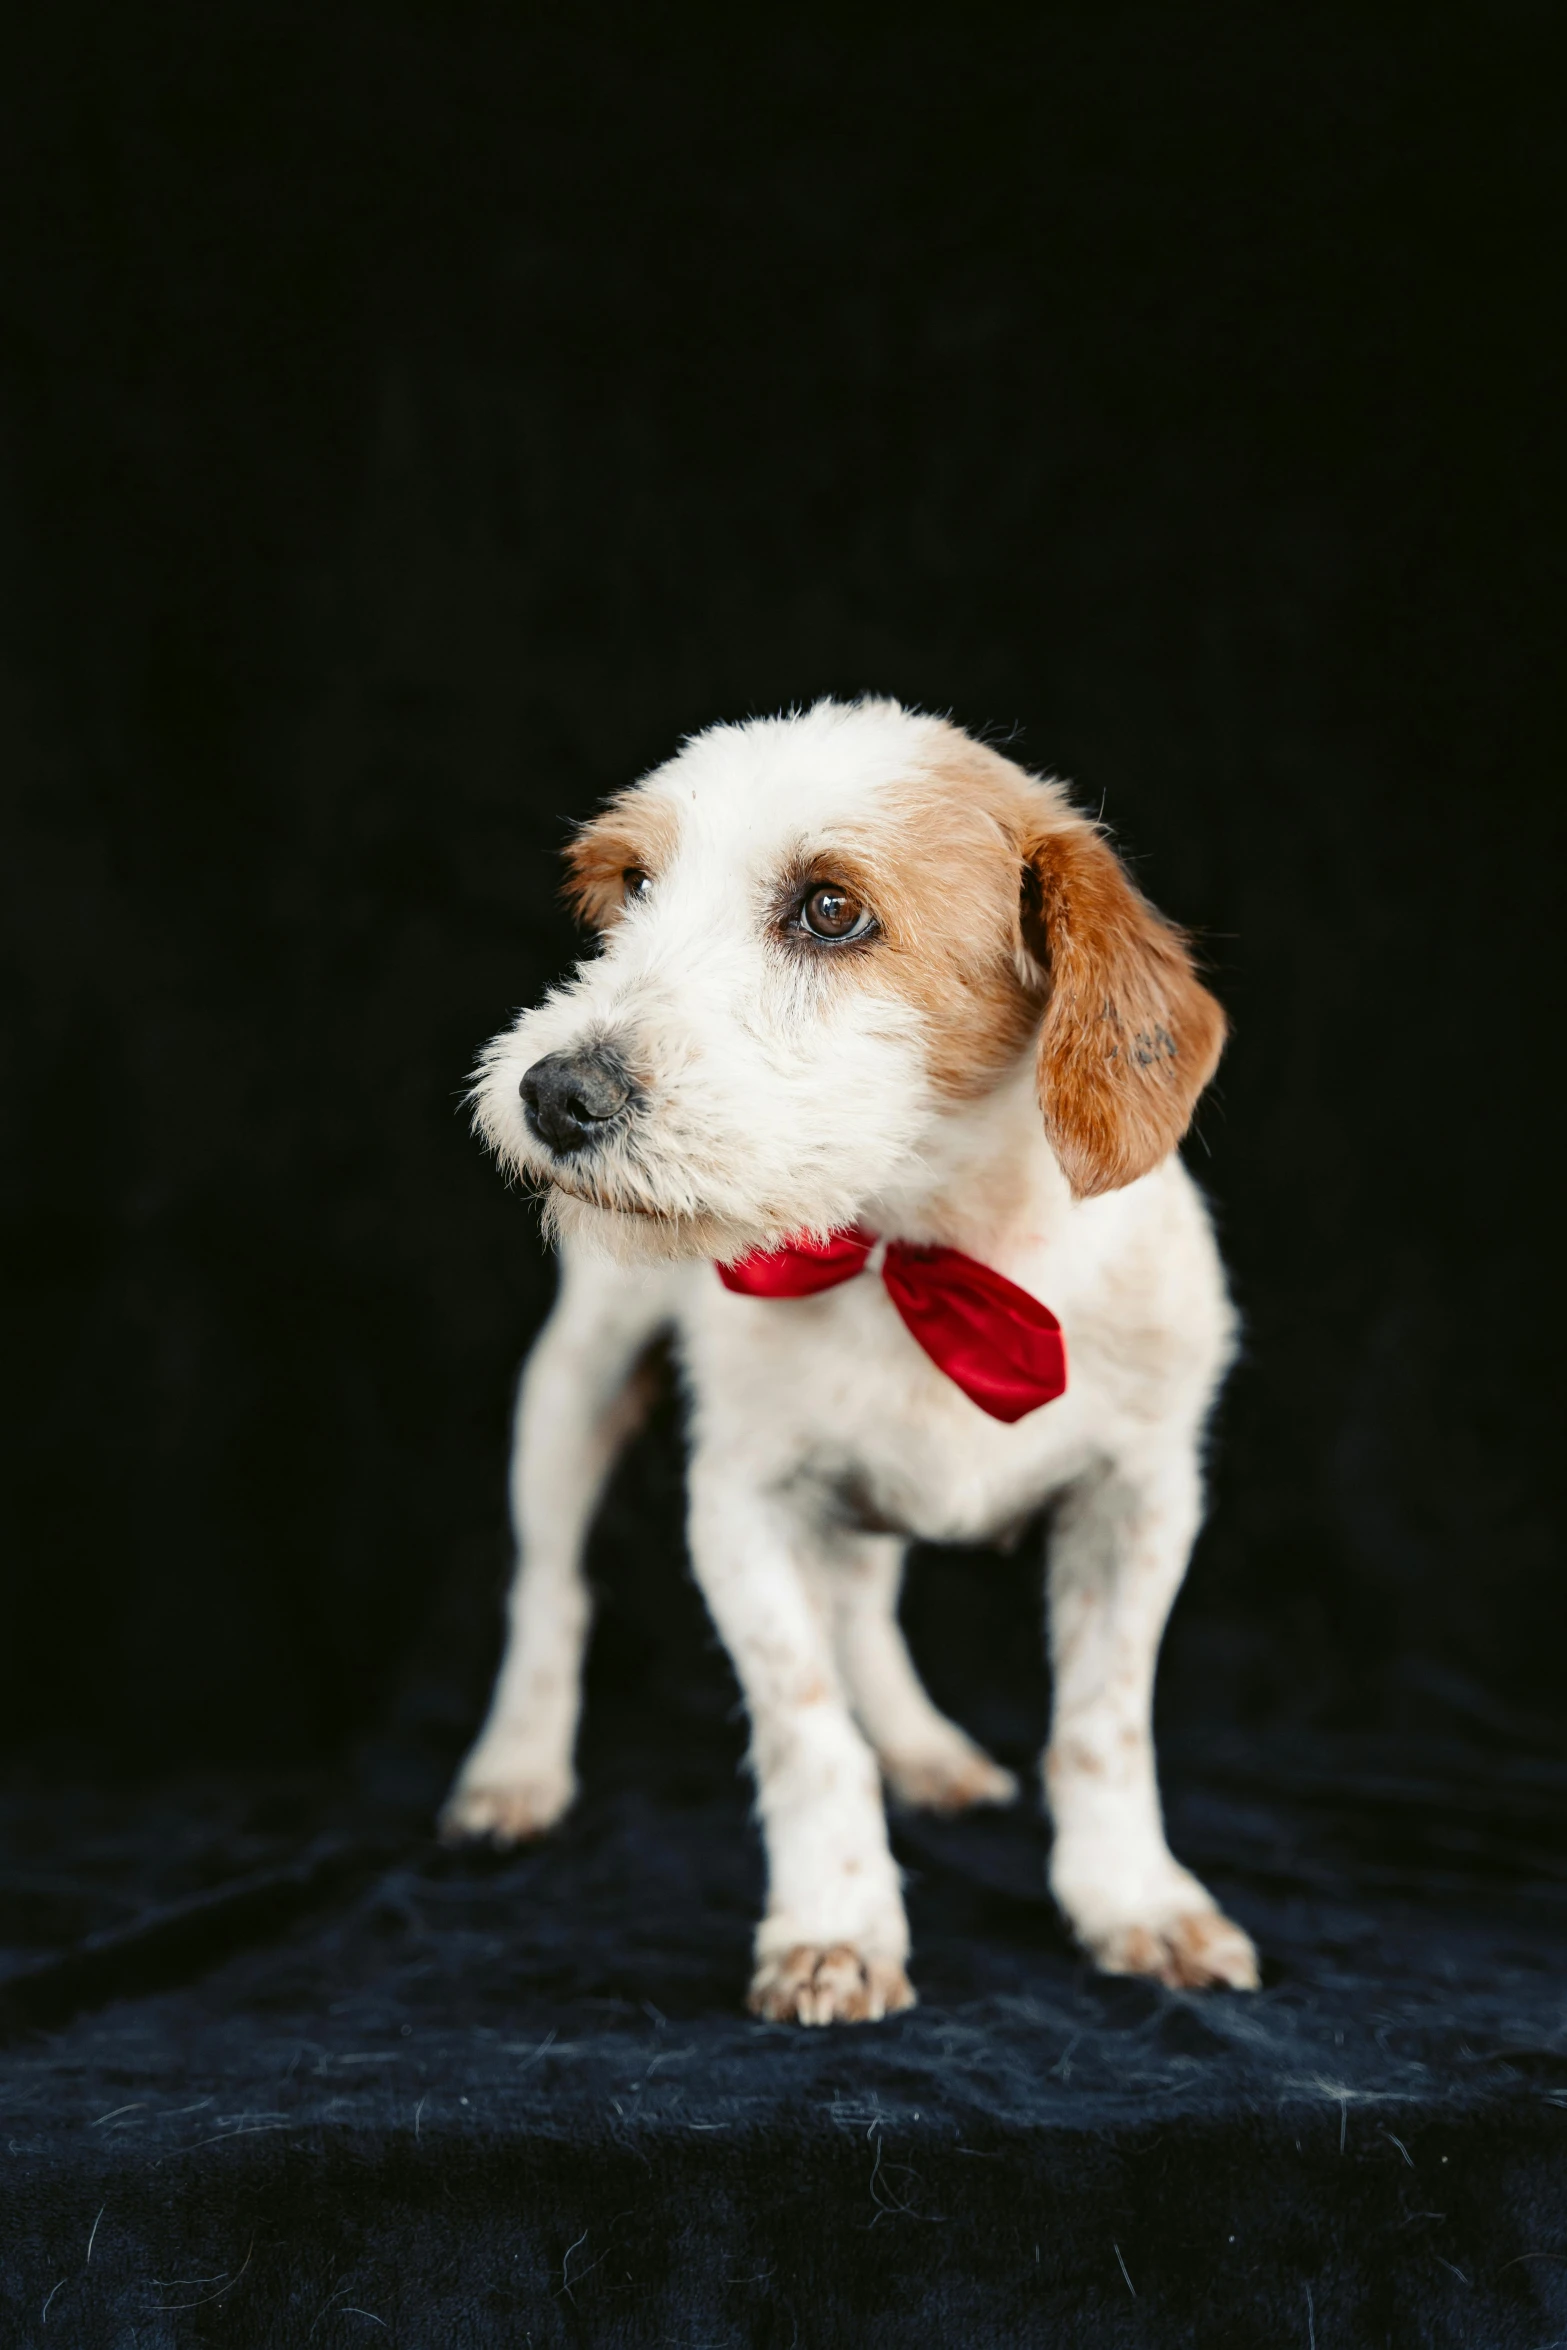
[442,699,1258,2023]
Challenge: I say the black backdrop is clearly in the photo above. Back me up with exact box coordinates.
[4,10,1567,2342]
[3,2,1561,1766]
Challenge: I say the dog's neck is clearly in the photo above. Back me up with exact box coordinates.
[865,1052,1076,1265]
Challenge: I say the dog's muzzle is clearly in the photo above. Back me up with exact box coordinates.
[520,1046,635,1156]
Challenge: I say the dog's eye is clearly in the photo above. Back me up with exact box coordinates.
[801,884,871,941]
[622,867,653,903]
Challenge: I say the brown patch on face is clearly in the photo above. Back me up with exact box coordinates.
[563,789,681,931]
[560,723,1222,1202]
[789,756,1046,1102]
[770,849,885,959]
[854,724,1226,1194]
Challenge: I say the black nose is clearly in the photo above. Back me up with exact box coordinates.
[519,1048,635,1156]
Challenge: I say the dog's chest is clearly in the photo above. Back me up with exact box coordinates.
[682,1267,1113,1546]
[677,1160,1231,1546]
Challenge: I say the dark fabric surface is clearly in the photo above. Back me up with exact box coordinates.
[9,1497,1567,2344]
[3,4,1565,2340]
[9,1726,1567,2345]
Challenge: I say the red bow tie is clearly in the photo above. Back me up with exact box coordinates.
[716,1227,1067,1423]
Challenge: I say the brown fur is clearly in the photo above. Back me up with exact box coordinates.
[564,723,1224,1200]
[564,794,681,931]
[1021,811,1225,1198]
[906,727,1226,1197]
[748,1943,917,2024]
[1101,1911,1260,1990]
[801,790,1042,1103]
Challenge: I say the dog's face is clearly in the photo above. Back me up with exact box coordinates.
[473,702,1225,1262]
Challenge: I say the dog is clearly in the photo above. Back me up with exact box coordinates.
[441,699,1257,2023]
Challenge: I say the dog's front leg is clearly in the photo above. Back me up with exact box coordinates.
[441,1254,672,1848]
[687,1457,915,2025]
[1044,1455,1259,1990]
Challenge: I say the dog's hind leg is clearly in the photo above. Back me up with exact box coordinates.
[440,1248,678,1847]
[828,1536,1018,1813]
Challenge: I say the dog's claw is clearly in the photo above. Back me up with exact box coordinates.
[438,1775,575,1848]
[748,1944,917,2026]
[1093,1908,1259,1991]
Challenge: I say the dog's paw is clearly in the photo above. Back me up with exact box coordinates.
[438,1769,575,1848]
[1091,1907,1259,1992]
[747,1944,917,2026]
[883,1742,1019,1814]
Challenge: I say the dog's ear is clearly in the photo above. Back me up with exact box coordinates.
[1020,817,1226,1198]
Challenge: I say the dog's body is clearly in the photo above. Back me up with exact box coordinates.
[443,700,1257,2021]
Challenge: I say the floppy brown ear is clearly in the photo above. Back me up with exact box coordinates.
[1023,816,1226,1197]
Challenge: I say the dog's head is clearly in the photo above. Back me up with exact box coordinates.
[473,701,1225,1261]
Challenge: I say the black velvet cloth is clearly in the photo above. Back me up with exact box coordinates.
[3,4,1565,2340]
[10,1623,1567,2343]
[10,1492,1567,2342]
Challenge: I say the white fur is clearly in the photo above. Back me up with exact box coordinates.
[445,702,1258,2020]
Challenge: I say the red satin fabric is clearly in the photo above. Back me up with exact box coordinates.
[715,1225,873,1297]
[717,1227,1067,1423]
